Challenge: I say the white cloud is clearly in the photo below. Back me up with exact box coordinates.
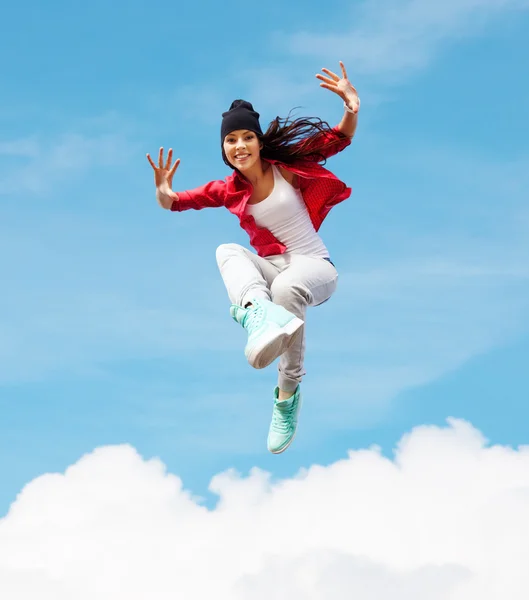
[304,243,529,429]
[235,554,469,600]
[0,293,227,382]
[197,0,529,132]
[282,0,529,78]
[1,419,528,599]
[0,128,136,195]
[235,66,317,116]
[165,1,529,133]
[0,274,235,384]
[0,138,39,157]
[294,130,529,428]
[0,207,236,384]
[185,0,529,121]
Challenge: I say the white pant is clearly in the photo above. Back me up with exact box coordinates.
[216,243,339,392]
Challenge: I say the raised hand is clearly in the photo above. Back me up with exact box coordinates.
[146,147,180,209]
[316,61,360,114]
[146,147,180,193]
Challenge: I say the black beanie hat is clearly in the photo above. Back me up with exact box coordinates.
[221,100,263,143]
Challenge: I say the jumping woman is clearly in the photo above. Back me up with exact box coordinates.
[147,61,359,454]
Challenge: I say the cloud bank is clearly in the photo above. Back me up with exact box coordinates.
[1,418,527,599]
[284,0,529,77]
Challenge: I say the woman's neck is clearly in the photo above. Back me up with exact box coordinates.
[242,159,270,186]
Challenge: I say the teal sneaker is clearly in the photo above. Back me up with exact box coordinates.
[267,386,302,454]
[230,298,304,370]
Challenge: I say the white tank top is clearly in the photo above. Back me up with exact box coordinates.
[246,165,330,258]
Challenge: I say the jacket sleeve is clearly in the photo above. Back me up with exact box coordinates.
[171,179,227,212]
[299,126,352,161]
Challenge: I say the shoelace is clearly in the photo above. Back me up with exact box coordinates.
[271,400,296,433]
[242,304,264,333]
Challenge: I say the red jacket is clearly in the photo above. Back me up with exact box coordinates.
[171,127,352,257]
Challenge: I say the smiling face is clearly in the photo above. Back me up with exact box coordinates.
[222,129,262,171]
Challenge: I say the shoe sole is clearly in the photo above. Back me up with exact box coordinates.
[246,317,304,369]
[268,394,303,454]
[269,428,297,454]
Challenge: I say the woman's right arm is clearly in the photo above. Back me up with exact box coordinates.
[146,147,226,211]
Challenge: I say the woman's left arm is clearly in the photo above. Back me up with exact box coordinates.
[316,61,360,139]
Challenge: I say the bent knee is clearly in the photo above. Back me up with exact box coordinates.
[271,280,310,308]
[215,243,244,267]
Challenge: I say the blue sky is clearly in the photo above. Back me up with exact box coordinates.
[1,0,528,518]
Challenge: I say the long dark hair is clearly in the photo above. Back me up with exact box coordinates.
[222,110,339,169]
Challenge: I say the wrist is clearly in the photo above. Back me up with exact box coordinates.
[156,188,177,209]
[344,97,360,114]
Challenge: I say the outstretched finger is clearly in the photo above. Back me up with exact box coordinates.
[165,148,173,170]
[319,83,340,95]
[169,157,180,177]
[339,60,348,80]
[146,153,157,170]
[316,74,337,86]
[158,147,164,168]
[321,67,339,81]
